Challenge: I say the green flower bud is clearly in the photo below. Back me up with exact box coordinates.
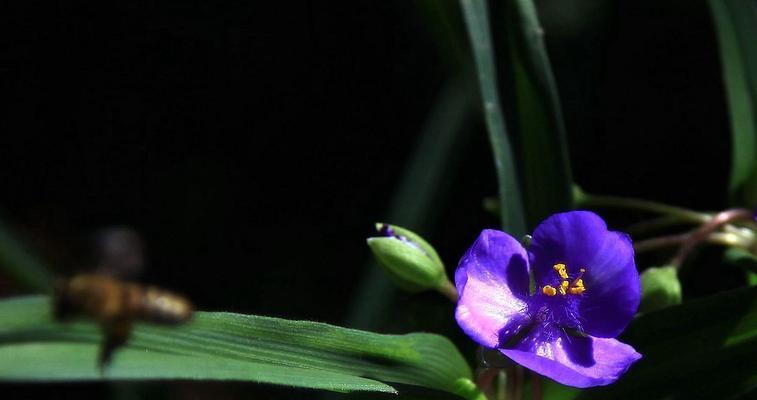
[639,265,682,313]
[367,223,451,295]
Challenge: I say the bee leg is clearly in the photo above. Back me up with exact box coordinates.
[98,318,132,372]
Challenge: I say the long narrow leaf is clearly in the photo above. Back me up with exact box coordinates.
[346,73,477,331]
[0,217,54,292]
[0,296,473,397]
[508,0,573,225]
[710,0,757,204]
[460,0,527,236]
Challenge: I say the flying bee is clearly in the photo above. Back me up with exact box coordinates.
[53,274,193,368]
[52,227,193,369]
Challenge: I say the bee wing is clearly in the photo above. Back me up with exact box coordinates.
[91,227,146,280]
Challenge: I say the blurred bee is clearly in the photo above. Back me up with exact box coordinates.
[52,227,193,369]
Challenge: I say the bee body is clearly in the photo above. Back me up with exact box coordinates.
[53,273,193,368]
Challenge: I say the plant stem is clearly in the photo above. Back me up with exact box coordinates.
[438,280,460,303]
[634,231,751,254]
[671,208,756,267]
[625,215,699,236]
[531,373,542,400]
[513,366,524,400]
[499,369,509,400]
[574,190,710,223]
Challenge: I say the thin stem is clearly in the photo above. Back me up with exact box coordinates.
[574,191,710,223]
[633,233,690,253]
[437,280,460,302]
[499,369,509,400]
[531,373,542,400]
[513,366,524,400]
[671,208,756,267]
[634,231,751,254]
[625,215,699,236]
[476,368,499,398]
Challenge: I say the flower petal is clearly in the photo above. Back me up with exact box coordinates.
[455,229,530,348]
[529,211,640,337]
[500,328,642,388]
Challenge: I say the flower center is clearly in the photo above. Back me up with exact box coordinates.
[541,263,586,296]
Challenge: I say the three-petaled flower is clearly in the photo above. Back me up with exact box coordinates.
[455,211,642,388]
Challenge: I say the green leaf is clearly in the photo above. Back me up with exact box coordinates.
[709,0,757,204]
[0,296,473,397]
[507,0,573,226]
[346,73,477,331]
[460,0,527,237]
[571,286,757,399]
[724,247,757,286]
[0,217,54,292]
[639,266,682,313]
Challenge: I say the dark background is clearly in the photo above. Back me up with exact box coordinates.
[1,0,730,398]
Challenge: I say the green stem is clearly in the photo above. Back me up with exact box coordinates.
[671,209,756,267]
[499,369,509,400]
[455,377,490,400]
[531,373,542,400]
[437,279,460,303]
[574,189,710,223]
[634,231,751,254]
[625,215,699,236]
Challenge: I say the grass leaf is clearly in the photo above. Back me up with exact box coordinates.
[508,0,573,225]
[0,217,54,292]
[460,0,527,236]
[0,296,473,397]
[345,72,477,331]
[709,0,757,204]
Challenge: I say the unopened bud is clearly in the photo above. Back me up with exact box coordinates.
[367,223,449,293]
[639,265,682,313]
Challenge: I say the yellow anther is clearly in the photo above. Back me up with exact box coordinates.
[553,263,569,279]
[559,280,569,295]
[569,286,586,295]
[544,265,588,296]
[542,285,557,296]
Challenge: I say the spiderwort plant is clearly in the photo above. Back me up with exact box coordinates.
[455,211,642,388]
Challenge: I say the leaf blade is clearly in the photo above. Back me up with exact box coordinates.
[460,0,527,236]
[0,296,472,396]
[508,0,573,225]
[709,0,757,201]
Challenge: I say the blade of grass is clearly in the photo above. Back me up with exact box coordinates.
[0,216,54,292]
[507,0,573,225]
[346,72,477,330]
[709,0,757,204]
[460,0,527,236]
[0,295,477,397]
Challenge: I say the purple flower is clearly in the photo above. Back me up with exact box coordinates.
[455,211,642,388]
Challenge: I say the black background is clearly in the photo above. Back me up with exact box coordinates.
[1,0,731,398]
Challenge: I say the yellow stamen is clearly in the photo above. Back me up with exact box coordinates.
[553,263,569,279]
[559,280,569,295]
[541,264,588,296]
[542,285,557,296]
[569,286,586,295]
